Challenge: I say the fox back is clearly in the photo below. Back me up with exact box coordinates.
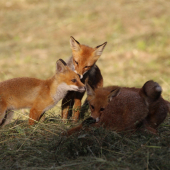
[86,80,169,133]
[86,85,148,131]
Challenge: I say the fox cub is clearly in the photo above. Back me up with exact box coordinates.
[62,36,107,121]
[65,80,169,135]
[0,59,85,126]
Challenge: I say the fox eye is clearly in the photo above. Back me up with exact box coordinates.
[91,105,94,110]
[74,60,78,65]
[100,108,105,111]
[71,79,77,83]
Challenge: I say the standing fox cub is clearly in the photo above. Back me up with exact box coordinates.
[62,36,107,121]
[65,80,169,135]
[0,59,85,126]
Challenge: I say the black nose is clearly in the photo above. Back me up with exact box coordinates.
[77,74,81,78]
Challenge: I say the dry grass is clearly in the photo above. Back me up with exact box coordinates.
[0,0,170,169]
[0,117,170,170]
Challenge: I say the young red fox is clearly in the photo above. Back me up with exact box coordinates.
[61,36,107,121]
[0,59,85,126]
[65,80,169,135]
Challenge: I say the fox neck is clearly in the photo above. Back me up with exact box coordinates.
[48,76,69,103]
[53,83,69,102]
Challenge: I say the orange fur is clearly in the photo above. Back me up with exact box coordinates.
[61,36,107,121]
[0,59,85,126]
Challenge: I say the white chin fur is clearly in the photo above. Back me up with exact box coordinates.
[78,88,85,93]
[58,83,81,93]
[80,75,83,79]
[69,85,85,92]
[69,85,79,91]
[74,70,83,79]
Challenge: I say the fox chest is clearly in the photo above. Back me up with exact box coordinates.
[43,91,67,112]
[45,85,67,110]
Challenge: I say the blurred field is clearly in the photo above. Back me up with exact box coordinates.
[0,0,170,169]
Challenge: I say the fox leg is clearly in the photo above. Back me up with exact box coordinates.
[145,125,157,134]
[142,119,158,134]
[63,124,83,136]
[0,111,6,125]
[65,117,97,136]
[80,99,89,119]
[1,110,14,127]
[61,92,74,120]
[29,107,45,125]
[0,102,8,126]
[72,91,85,121]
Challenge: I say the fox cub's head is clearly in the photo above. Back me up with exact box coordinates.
[70,36,107,79]
[56,59,85,92]
[86,82,120,122]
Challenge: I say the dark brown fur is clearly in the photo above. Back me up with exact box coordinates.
[139,80,169,133]
[65,80,169,135]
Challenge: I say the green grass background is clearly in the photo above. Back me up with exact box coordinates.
[0,0,170,169]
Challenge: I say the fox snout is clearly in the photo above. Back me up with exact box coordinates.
[74,71,83,79]
[69,85,85,92]
[74,69,87,80]
[95,117,100,122]
[91,115,100,122]
[78,85,86,93]
[78,74,83,80]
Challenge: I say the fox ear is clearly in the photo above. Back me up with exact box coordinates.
[56,59,68,73]
[70,36,81,51]
[108,88,120,102]
[95,42,107,56]
[86,81,95,97]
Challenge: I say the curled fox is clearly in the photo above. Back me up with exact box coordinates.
[66,80,169,135]
[0,59,85,126]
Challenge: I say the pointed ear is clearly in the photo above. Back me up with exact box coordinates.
[86,82,95,97]
[95,42,107,56]
[56,59,68,73]
[108,88,120,102]
[70,36,81,51]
